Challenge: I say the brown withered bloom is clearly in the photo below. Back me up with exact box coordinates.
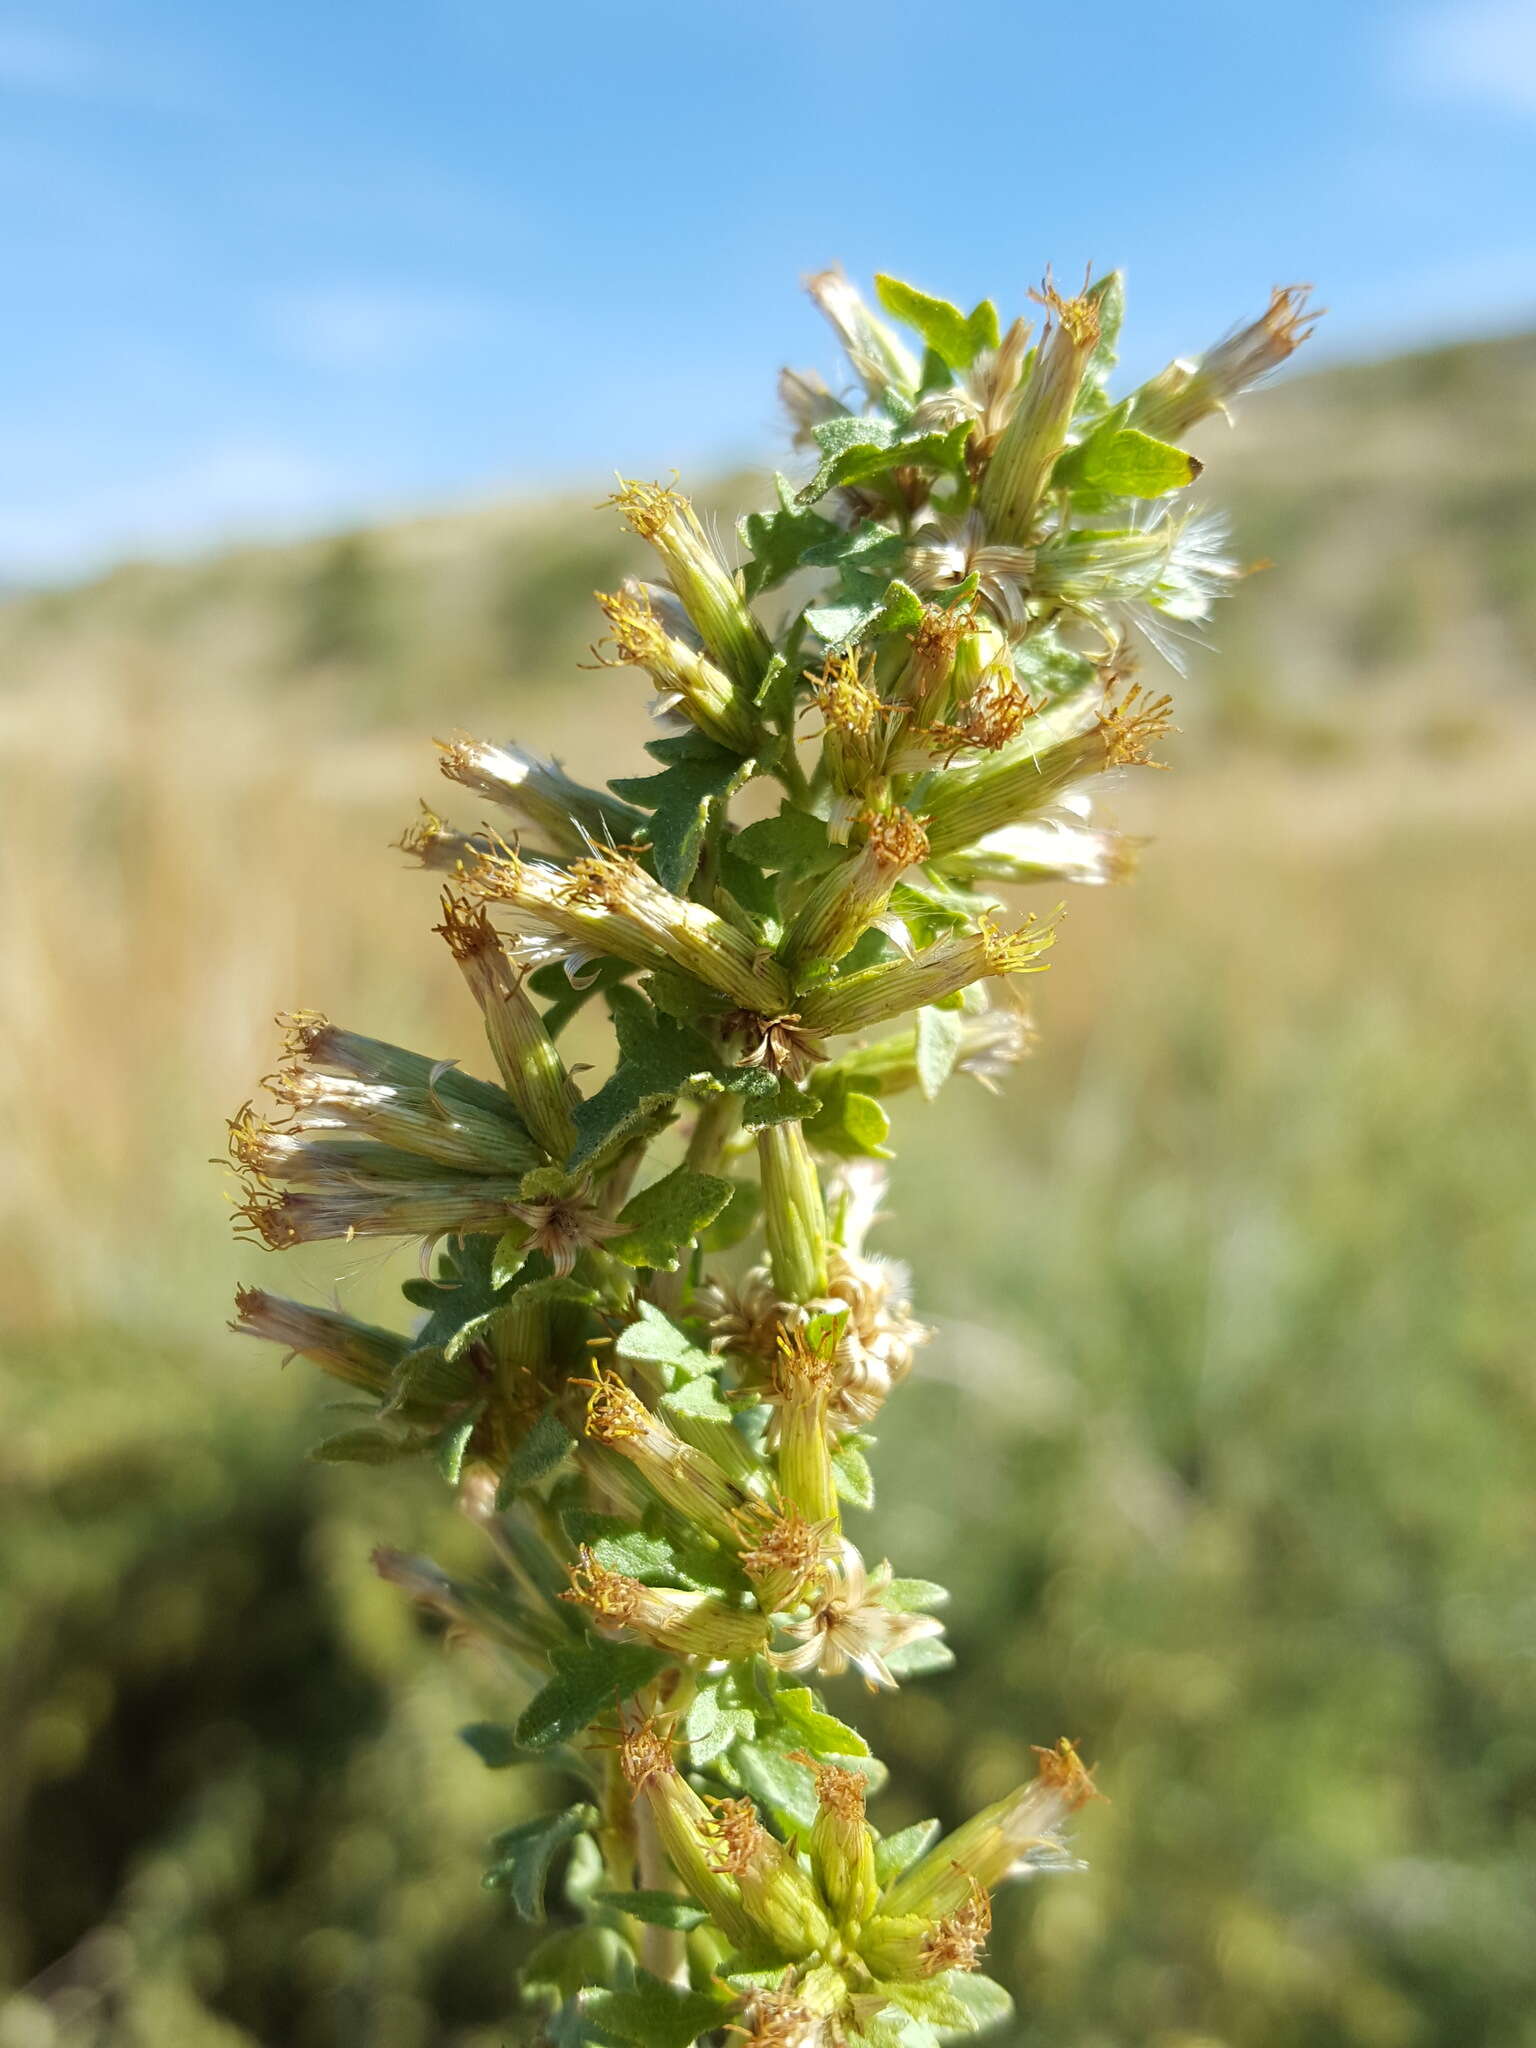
[724,1009,830,1086]
[770,1540,944,1690]
[506,1180,626,1277]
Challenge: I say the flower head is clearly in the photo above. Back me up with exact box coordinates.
[771,1541,944,1690]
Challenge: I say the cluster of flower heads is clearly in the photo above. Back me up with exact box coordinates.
[227,264,1309,2046]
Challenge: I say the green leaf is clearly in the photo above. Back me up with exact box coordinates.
[560,1511,688,1584]
[434,1404,482,1484]
[483,1803,596,1921]
[610,1166,735,1271]
[732,1068,816,1131]
[873,1818,941,1885]
[770,1685,870,1758]
[884,1635,955,1679]
[869,577,926,637]
[725,1740,819,1833]
[490,1226,530,1290]
[684,1671,758,1766]
[874,275,994,372]
[733,806,831,873]
[882,1577,950,1612]
[458,1720,525,1769]
[496,1401,575,1505]
[522,1928,633,2009]
[796,414,896,502]
[404,1233,504,1347]
[914,1005,964,1101]
[798,417,973,507]
[583,1972,729,2048]
[611,742,753,893]
[739,477,839,598]
[804,1082,893,1161]
[569,988,718,1169]
[1059,423,1200,500]
[309,1425,420,1466]
[876,1975,976,2032]
[614,1300,715,1380]
[862,2010,943,2048]
[800,522,909,647]
[592,1889,708,1932]
[831,1439,875,1508]
[967,297,1001,355]
[384,1342,481,1415]
[941,1971,1015,2034]
[517,1641,670,1751]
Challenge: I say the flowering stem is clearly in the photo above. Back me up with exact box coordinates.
[227,260,1309,2047]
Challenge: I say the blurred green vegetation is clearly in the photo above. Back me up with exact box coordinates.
[1,332,1534,2047]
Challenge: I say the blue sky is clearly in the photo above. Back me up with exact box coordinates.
[1,0,1533,578]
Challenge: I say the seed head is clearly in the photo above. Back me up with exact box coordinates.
[921,1879,992,1976]
[1098,680,1175,768]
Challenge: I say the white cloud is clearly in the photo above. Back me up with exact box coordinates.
[0,20,201,109]
[0,441,346,580]
[1395,0,1536,115]
[267,286,493,373]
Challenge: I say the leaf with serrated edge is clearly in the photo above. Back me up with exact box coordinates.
[482,1804,595,1921]
[516,1642,669,1750]
[609,1166,734,1271]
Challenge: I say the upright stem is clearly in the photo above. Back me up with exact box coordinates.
[757,1120,830,1303]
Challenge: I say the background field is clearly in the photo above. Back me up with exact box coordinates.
[1,331,1533,2048]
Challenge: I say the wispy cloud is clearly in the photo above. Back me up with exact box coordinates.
[1394,0,1536,115]
[0,18,204,110]
[267,286,496,373]
[0,441,345,580]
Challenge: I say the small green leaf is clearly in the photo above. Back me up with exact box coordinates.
[491,1226,530,1290]
[804,1082,893,1161]
[614,1300,715,1380]
[611,743,753,892]
[516,1641,670,1750]
[569,989,718,1170]
[883,1635,955,1678]
[882,1577,949,1613]
[521,1927,633,2009]
[913,1006,964,1102]
[309,1425,420,1466]
[771,1685,870,1758]
[684,1671,757,1766]
[496,1402,574,1506]
[483,1803,596,1921]
[942,1971,1015,2033]
[458,1720,525,1769]
[874,275,994,371]
[869,577,925,637]
[798,418,972,507]
[435,1404,482,1484]
[733,806,831,873]
[385,1342,481,1415]
[610,1166,735,1271]
[873,1818,941,1885]
[1059,423,1201,499]
[831,1440,875,1508]
[592,1889,708,1932]
[725,1740,818,1833]
[739,478,839,598]
[560,1511,687,1584]
[583,1972,730,2048]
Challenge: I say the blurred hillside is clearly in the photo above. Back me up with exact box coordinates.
[3,328,1535,752]
[1,331,1533,2048]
